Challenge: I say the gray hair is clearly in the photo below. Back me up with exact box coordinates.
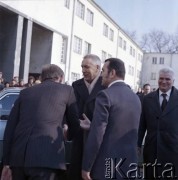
[159,67,175,80]
[41,64,64,82]
[83,54,101,69]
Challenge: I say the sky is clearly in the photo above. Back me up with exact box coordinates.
[95,0,178,40]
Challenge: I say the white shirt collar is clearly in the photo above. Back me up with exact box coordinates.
[108,79,124,88]
[84,72,100,94]
[159,88,172,98]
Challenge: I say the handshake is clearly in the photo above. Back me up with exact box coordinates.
[63,114,91,140]
[79,113,91,130]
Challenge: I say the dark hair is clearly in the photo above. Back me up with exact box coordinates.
[143,83,150,88]
[41,64,64,82]
[105,58,125,79]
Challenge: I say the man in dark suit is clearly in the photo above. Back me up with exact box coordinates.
[68,54,105,179]
[81,58,141,180]
[1,64,80,180]
[138,67,178,179]
[138,83,151,104]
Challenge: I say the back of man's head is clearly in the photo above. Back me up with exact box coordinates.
[105,58,125,80]
[41,64,64,82]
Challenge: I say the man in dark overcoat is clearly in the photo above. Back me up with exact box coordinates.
[82,58,141,180]
[1,64,80,180]
[138,67,178,179]
[68,54,105,179]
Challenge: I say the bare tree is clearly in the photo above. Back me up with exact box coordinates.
[125,30,138,42]
[139,30,178,53]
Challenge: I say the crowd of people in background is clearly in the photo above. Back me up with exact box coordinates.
[0,71,41,91]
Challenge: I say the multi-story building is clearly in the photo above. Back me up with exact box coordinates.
[0,0,143,91]
[141,53,178,89]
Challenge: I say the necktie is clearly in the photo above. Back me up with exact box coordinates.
[161,94,167,111]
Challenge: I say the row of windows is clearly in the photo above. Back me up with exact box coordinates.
[73,35,113,60]
[73,35,144,63]
[119,36,142,61]
[64,0,94,26]
[152,57,164,64]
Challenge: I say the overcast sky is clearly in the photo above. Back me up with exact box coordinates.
[95,0,178,40]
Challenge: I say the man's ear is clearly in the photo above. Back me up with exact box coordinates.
[110,69,116,77]
[96,65,100,70]
[60,75,64,83]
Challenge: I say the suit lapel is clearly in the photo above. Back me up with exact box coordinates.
[148,90,162,115]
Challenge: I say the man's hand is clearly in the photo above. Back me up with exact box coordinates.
[80,114,91,130]
[1,165,12,180]
[82,170,92,180]
[63,124,68,140]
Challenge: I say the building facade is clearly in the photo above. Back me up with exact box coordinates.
[0,0,143,91]
[141,53,178,89]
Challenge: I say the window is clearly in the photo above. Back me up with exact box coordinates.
[101,50,107,62]
[151,72,156,80]
[133,49,135,57]
[152,57,157,64]
[103,23,108,37]
[0,94,19,117]
[84,41,91,55]
[76,0,85,19]
[130,46,132,55]
[64,0,70,9]
[60,37,67,63]
[109,29,114,41]
[71,72,80,82]
[73,36,82,54]
[123,40,126,50]
[160,57,164,64]
[137,70,141,78]
[128,65,134,76]
[86,9,94,26]
[119,37,122,48]
[128,65,132,75]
